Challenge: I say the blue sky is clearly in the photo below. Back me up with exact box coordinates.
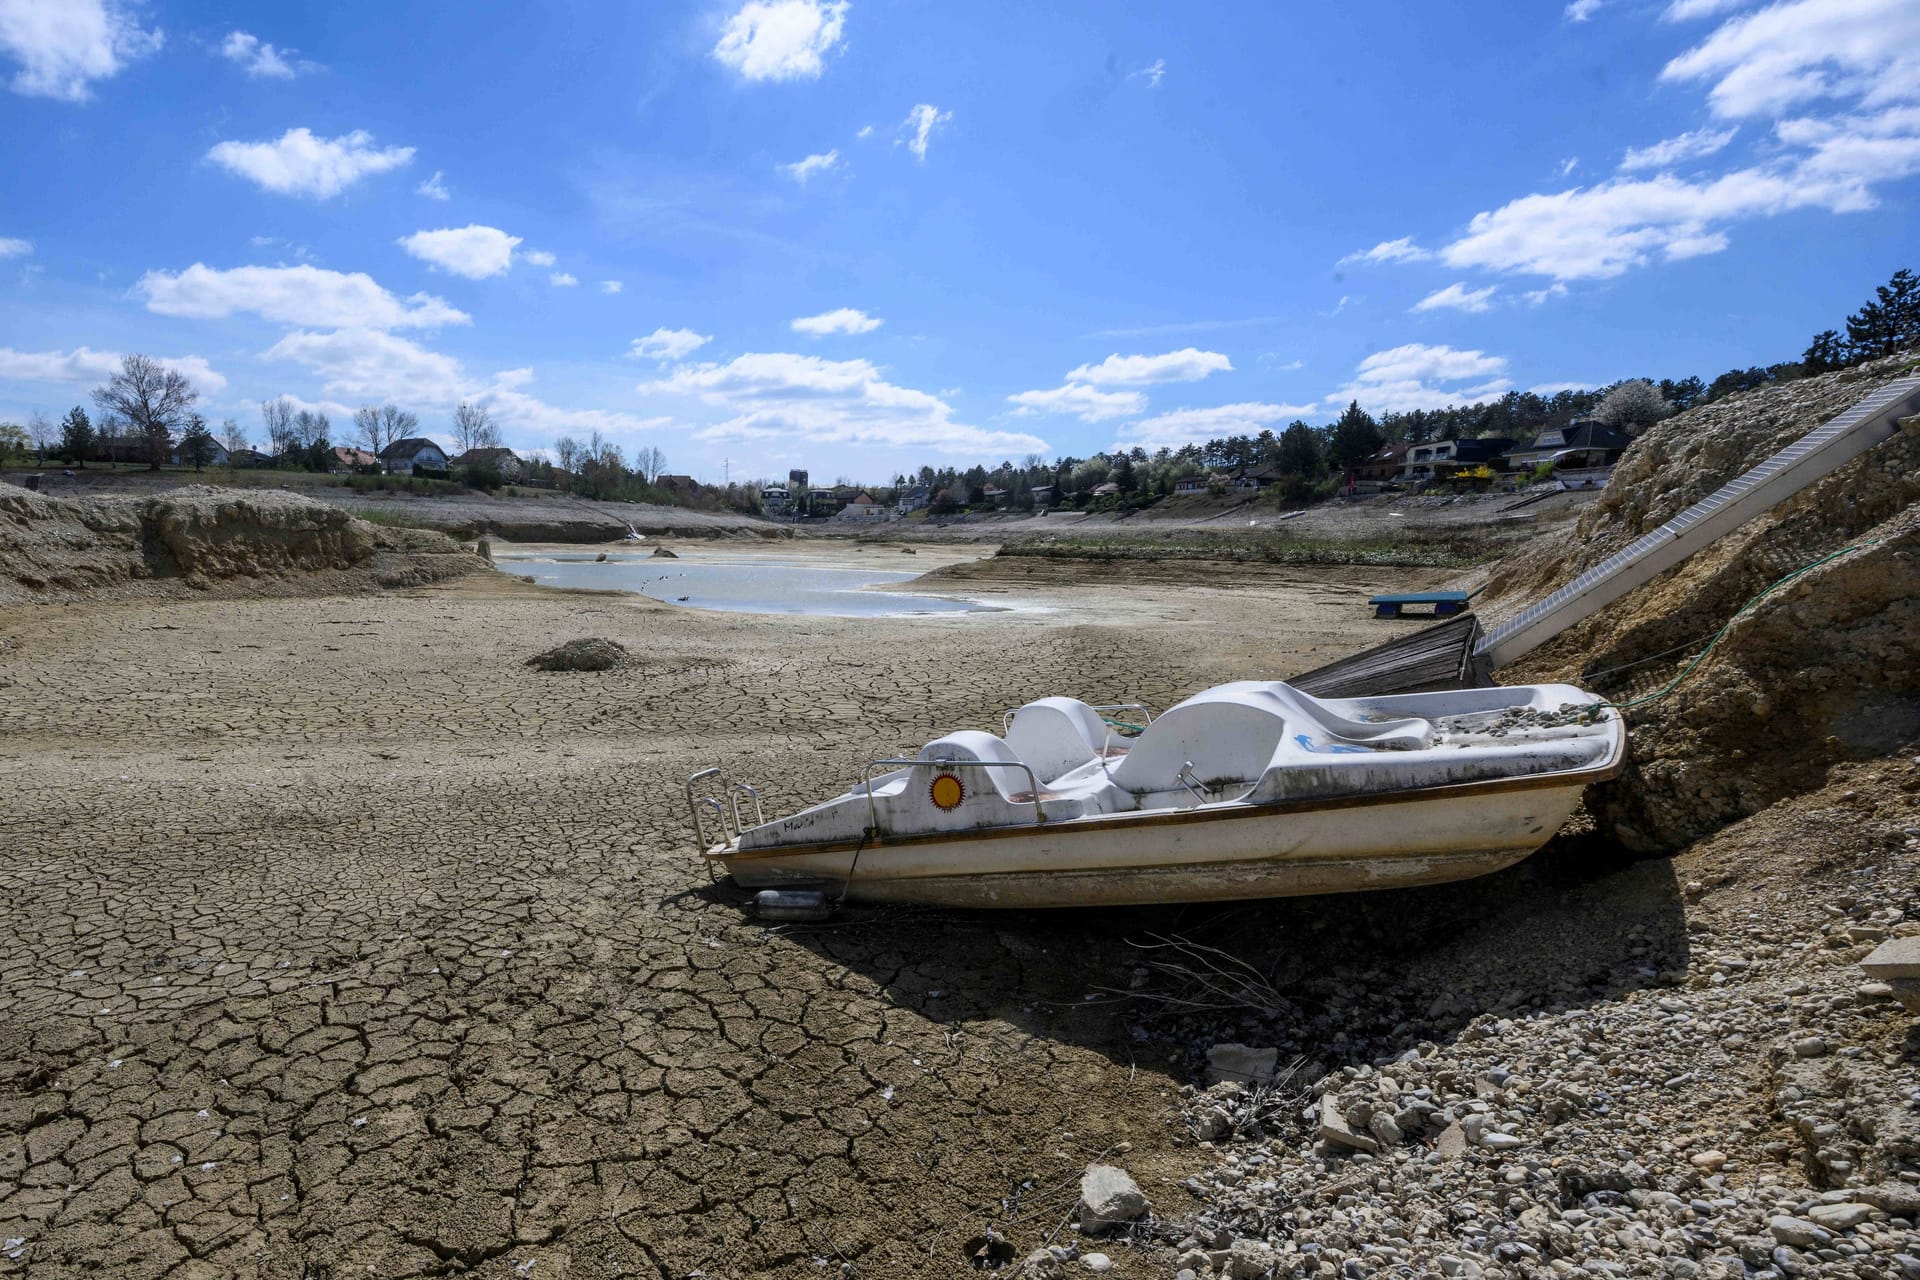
[1,0,1916,482]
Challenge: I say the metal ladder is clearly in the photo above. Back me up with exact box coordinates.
[1476,374,1920,671]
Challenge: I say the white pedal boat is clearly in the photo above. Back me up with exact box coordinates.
[687,681,1625,910]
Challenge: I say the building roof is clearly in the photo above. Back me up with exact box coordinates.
[847,492,878,505]
[382,436,445,459]
[452,446,521,466]
[332,446,381,467]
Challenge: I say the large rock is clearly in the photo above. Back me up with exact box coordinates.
[1316,1093,1379,1154]
[1206,1043,1279,1086]
[1861,936,1920,979]
[1077,1164,1148,1232]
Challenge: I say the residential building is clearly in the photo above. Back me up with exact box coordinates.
[330,446,381,473]
[1349,442,1411,489]
[1398,437,1517,486]
[450,446,524,481]
[171,439,230,467]
[1504,420,1634,488]
[836,492,888,520]
[895,485,930,514]
[381,437,450,474]
[760,483,792,516]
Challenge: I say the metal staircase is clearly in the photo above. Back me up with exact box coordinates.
[1475,374,1920,670]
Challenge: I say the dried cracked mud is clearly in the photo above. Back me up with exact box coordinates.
[0,565,1430,1278]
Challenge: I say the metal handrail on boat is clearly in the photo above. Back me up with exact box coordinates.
[861,756,1046,839]
[686,767,733,848]
[729,782,765,835]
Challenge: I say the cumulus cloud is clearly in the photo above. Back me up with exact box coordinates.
[219,30,312,78]
[207,128,414,198]
[650,352,1047,456]
[599,280,623,294]
[1411,282,1498,314]
[397,225,522,279]
[1660,0,1920,121]
[549,272,578,287]
[1064,348,1232,387]
[630,328,712,362]
[0,345,227,392]
[1339,237,1432,266]
[1618,125,1738,171]
[1565,0,1604,21]
[1330,343,1512,414]
[781,149,840,183]
[415,170,450,201]
[712,0,847,82]
[1113,402,1318,451]
[0,0,162,102]
[139,263,470,330]
[522,249,556,267]
[1006,384,1145,423]
[899,103,952,161]
[0,236,30,259]
[791,307,882,336]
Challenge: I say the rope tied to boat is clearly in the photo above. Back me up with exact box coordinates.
[1580,538,1882,721]
[1100,715,1147,734]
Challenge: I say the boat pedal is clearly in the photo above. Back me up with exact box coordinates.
[752,889,836,923]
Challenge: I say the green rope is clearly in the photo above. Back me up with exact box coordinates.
[1585,539,1880,719]
[1100,715,1147,734]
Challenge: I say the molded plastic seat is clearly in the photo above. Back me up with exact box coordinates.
[1003,697,1111,784]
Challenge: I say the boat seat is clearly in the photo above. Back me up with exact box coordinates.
[1003,697,1112,784]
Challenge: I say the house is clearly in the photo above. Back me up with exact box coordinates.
[982,483,1009,508]
[1174,472,1225,494]
[895,485,930,514]
[330,446,381,473]
[1030,483,1055,508]
[1349,442,1411,490]
[836,492,888,520]
[382,437,450,475]
[760,483,793,516]
[808,486,841,515]
[1504,420,1633,488]
[171,438,230,467]
[451,446,524,481]
[1090,481,1121,498]
[655,473,697,496]
[1226,469,1270,491]
[1398,437,1517,487]
[227,447,272,469]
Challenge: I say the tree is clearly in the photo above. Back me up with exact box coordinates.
[91,354,197,470]
[261,397,298,458]
[1801,329,1847,374]
[25,410,55,460]
[1656,376,1707,412]
[1327,400,1384,470]
[219,419,249,453]
[1842,267,1920,363]
[554,435,582,475]
[0,422,28,465]
[634,445,667,484]
[354,403,418,457]
[290,410,330,464]
[179,415,217,470]
[1276,420,1325,479]
[452,401,499,455]
[1591,379,1673,431]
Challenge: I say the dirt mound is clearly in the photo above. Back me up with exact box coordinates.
[1487,353,1920,853]
[0,484,484,605]
[525,637,629,671]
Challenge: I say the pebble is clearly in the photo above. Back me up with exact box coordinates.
[1081,1253,1112,1273]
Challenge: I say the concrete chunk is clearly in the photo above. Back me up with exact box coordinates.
[1860,936,1920,979]
[1077,1164,1147,1232]
[1317,1093,1379,1154]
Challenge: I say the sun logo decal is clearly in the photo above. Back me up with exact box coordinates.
[928,773,965,810]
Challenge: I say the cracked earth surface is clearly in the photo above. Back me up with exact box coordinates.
[0,566,1420,1278]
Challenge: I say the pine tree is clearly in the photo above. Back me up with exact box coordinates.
[1843,268,1920,363]
[59,405,93,467]
[1327,400,1384,470]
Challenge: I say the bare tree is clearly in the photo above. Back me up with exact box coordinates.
[91,354,198,471]
[636,444,667,483]
[554,434,581,474]
[219,418,249,453]
[261,398,298,458]
[452,401,500,455]
[353,403,418,457]
[27,410,56,458]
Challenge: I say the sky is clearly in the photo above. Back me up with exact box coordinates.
[1,0,1916,483]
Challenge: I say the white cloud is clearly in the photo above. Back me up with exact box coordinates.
[1331,343,1512,414]
[0,345,227,393]
[207,128,413,199]
[1006,384,1146,423]
[599,280,624,294]
[219,30,311,78]
[855,124,874,139]
[139,263,470,330]
[1523,282,1570,305]
[1113,402,1318,451]
[1064,348,1232,387]
[475,371,673,439]
[1528,380,1597,394]
[899,104,953,162]
[1339,237,1432,266]
[397,225,522,279]
[1558,156,1580,176]
[630,328,712,362]
[1662,0,1746,19]
[415,170,450,201]
[791,306,882,336]
[522,249,556,267]
[0,0,162,102]
[1661,0,1920,121]
[0,236,29,259]
[649,351,1047,456]
[1619,126,1738,171]
[1412,282,1498,314]
[781,149,840,183]
[1132,58,1166,87]
[712,0,847,82]
[265,328,466,402]
[550,272,578,287]
[1565,0,1604,21]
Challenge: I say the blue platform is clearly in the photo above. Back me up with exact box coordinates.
[1368,589,1478,618]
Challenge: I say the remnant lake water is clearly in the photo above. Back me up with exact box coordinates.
[493,548,1001,617]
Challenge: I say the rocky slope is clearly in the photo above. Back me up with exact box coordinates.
[0,485,485,606]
